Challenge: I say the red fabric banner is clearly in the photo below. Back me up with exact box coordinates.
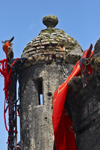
[52,44,94,150]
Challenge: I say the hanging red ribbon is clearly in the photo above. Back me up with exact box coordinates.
[0,57,18,148]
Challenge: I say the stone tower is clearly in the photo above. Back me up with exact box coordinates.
[19,15,83,150]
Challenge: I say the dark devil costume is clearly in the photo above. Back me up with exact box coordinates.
[52,44,94,150]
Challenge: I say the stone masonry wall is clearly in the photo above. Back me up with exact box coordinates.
[19,61,76,150]
[66,58,100,150]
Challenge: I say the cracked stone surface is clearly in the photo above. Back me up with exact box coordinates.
[21,15,83,62]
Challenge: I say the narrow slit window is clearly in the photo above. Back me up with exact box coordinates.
[37,78,43,105]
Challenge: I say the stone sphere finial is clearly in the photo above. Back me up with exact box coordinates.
[42,15,59,28]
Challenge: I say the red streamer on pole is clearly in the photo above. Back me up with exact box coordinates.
[0,58,18,147]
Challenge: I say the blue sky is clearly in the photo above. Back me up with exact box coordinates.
[0,0,100,149]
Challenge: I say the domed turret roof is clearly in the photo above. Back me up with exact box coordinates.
[21,15,83,62]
